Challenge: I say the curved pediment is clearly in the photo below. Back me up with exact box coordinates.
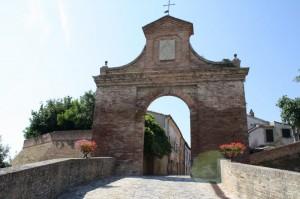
[143,15,193,37]
[97,15,246,77]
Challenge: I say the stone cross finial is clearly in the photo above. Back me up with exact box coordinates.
[163,0,175,15]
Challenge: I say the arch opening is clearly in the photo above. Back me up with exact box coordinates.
[142,96,191,176]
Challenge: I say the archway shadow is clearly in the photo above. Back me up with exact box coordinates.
[210,184,231,199]
[57,177,121,199]
[140,175,195,182]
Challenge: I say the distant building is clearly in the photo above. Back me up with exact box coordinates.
[247,109,296,149]
[144,111,191,175]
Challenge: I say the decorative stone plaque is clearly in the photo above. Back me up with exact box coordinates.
[159,39,175,61]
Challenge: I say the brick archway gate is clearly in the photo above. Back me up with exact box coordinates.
[92,16,249,175]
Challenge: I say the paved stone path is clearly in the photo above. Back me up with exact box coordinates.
[58,176,235,199]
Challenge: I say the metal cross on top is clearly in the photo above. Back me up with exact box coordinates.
[163,0,175,15]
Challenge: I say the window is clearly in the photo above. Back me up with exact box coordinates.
[266,129,274,142]
[282,129,291,138]
[174,143,178,152]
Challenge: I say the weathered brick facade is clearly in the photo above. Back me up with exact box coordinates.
[92,16,249,175]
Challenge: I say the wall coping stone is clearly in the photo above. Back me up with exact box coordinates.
[0,157,115,199]
[1,157,111,175]
[250,141,300,164]
[23,130,92,148]
[221,159,300,176]
[220,159,300,199]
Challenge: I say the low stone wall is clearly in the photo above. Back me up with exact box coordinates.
[258,153,300,172]
[250,141,300,164]
[220,159,300,199]
[12,130,92,166]
[23,130,92,148]
[0,157,115,199]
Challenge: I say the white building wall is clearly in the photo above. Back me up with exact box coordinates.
[273,122,295,145]
[247,114,295,148]
[248,128,267,148]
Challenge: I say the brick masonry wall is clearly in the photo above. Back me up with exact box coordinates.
[250,141,300,164]
[12,130,92,166]
[0,157,115,199]
[220,159,300,199]
[92,16,249,176]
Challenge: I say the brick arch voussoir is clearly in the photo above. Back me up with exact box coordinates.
[137,88,197,117]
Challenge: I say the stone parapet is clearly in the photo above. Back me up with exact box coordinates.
[249,141,300,164]
[12,130,92,166]
[0,157,115,199]
[220,159,300,199]
[23,130,92,148]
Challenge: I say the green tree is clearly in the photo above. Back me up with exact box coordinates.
[24,91,95,139]
[57,91,95,130]
[0,136,10,168]
[24,92,171,159]
[277,95,300,138]
[144,114,171,158]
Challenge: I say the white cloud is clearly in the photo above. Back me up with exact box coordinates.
[24,0,51,45]
[24,0,41,30]
[58,0,70,45]
[23,0,71,45]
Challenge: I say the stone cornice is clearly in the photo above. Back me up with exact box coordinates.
[94,68,249,87]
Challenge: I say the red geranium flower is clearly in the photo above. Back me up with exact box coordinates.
[75,139,97,158]
[219,142,246,160]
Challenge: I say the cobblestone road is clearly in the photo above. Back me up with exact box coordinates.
[58,176,235,199]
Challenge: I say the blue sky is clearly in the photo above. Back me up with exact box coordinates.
[0,0,299,158]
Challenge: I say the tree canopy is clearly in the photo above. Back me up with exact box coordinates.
[277,95,300,131]
[24,91,95,139]
[144,114,171,158]
[24,91,171,158]
[0,136,10,168]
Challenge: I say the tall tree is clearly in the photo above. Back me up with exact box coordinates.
[57,91,95,130]
[0,136,10,168]
[23,92,171,159]
[277,96,300,139]
[24,91,95,139]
